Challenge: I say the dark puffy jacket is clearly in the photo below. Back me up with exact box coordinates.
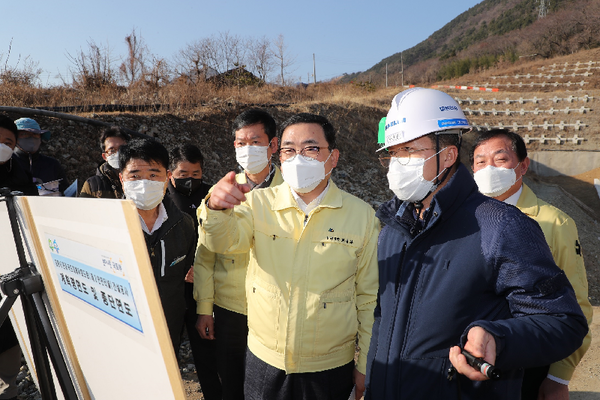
[80,162,123,199]
[365,164,588,400]
[13,149,69,193]
[143,196,196,352]
[164,180,211,231]
[0,157,38,196]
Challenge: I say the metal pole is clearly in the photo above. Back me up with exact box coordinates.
[401,52,404,87]
[313,53,316,84]
[386,63,388,88]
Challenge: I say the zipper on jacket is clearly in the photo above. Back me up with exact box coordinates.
[160,240,166,277]
[395,243,407,293]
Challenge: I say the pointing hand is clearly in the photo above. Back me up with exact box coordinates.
[207,171,252,210]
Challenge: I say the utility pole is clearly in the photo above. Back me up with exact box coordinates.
[313,53,316,84]
[386,63,388,88]
[401,51,404,87]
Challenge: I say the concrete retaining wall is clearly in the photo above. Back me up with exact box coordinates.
[529,151,600,176]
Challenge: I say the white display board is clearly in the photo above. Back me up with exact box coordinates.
[0,196,185,400]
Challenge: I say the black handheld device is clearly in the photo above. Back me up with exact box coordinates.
[462,349,501,380]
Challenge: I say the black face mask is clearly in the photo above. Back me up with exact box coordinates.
[173,177,203,196]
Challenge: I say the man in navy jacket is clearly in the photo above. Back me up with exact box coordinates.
[365,88,587,399]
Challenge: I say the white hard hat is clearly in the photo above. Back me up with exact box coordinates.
[378,88,470,151]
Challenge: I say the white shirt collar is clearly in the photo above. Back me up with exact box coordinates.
[291,181,330,216]
[502,185,523,207]
[140,202,168,234]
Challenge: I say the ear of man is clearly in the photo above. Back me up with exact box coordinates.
[443,146,459,169]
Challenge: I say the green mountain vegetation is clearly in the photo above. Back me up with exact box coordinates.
[343,0,600,85]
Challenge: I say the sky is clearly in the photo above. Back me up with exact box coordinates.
[1,0,483,86]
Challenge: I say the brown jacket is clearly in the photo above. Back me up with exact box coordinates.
[79,162,123,199]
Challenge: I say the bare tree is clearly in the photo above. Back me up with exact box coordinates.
[175,38,218,83]
[67,40,116,89]
[120,28,148,86]
[217,31,247,72]
[0,39,42,86]
[144,56,171,89]
[248,36,274,82]
[271,34,296,85]
[175,32,249,84]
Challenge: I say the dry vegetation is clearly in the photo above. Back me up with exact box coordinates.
[0,75,391,112]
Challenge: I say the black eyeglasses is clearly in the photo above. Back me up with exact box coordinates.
[279,146,329,161]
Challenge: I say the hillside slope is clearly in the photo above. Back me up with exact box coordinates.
[344,0,600,85]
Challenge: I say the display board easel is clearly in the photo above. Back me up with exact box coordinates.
[0,195,185,400]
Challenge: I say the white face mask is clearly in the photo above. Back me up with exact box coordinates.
[386,149,446,203]
[123,179,166,210]
[235,145,269,174]
[281,153,332,194]
[473,163,521,198]
[0,143,14,163]
[106,152,120,169]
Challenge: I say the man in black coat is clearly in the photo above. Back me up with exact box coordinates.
[164,144,221,400]
[118,138,196,353]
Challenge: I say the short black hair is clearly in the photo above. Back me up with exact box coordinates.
[100,126,130,152]
[169,143,204,171]
[469,129,527,165]
[119,138,169,171]
[279,113,337,150]
[0,114,19,140]
[232,108,277,141]
[424,131,462,165]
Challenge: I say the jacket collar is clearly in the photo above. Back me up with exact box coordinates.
[272,179,343,212]
[515,184,539,218]
[157,195,186,232]
[430,163,478,219]
[99,161,121,181]
[14,148,40,160]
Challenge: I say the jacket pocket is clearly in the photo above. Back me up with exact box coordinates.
[214,254,244,295]
[247,278,281,351]
[315,288,357,356]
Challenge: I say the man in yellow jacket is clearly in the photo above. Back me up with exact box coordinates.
[194,109,282,400]
[198,113,379,400]
[470,129,592,400]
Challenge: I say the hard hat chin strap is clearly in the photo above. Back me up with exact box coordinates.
[411,132,463,214]
[434,132,462,188]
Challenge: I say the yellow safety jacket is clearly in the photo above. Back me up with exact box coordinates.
[193,168,283,315]
[198,180,380,374]
[517,184,593,381]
